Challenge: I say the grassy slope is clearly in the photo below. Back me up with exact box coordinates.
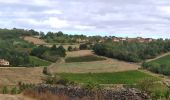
[30,56,52,66]
[58,70,158,84]
[149,54,170,65]
[65,55,106,63]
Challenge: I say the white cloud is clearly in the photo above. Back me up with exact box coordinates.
[43,17,70,28]
[43,10,63,15]
[158,6,170,15]
[74,25,96,30]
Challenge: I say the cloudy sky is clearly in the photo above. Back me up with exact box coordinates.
[0,0,170,38]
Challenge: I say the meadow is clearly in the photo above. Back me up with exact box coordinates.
[58,70,158,84]
[149,54,170,65]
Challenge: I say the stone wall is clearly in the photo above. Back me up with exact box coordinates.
[33,84,151,100]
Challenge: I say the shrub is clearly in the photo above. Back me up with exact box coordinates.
[68,46,73,51]
[2,86,9,94]
[148,63,161,73]
[79,44,88,50]
[43,67,51,75]
[11,87,18,94]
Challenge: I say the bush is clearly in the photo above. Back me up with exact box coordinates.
[11,87,18,94]
[79,44,88,50]
[68,46,73,51]
[43,67,50,75]
[2,86,9,94]
[148,63,161,73]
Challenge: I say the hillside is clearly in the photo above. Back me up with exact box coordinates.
[24,36,47,45]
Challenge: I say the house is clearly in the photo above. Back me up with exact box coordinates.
[144,38,154,42]
[0,59,10,66]
[112,37,120,42]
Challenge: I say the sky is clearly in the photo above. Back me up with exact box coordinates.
[0,0,170,38]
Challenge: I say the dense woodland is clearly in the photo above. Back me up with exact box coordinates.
[93,40,170,62]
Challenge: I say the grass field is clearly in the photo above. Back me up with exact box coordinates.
[65,55,106,63]
[149,54,170,65]
[58,70,158,84]
[30,56,52,66]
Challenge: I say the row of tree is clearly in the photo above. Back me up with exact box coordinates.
[31,45,66,62]
[93,39,170,62]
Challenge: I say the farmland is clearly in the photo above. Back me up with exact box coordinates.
[65,55,106,63]
[58,70,158,84]
[49,50,140,73]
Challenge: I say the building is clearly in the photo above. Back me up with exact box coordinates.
[0,59,10,66]
[112,37,120,42]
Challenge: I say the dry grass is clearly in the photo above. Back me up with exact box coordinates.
[0,94,33,100]
[0,67,43,86]
[50,50,140,73]
[66,50,94,57]
[49,59,140,73]
[24,36,47,45]
[23,89,68,100]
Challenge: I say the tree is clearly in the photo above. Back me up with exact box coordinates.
[79,44,88,50]
[68,46,73,51]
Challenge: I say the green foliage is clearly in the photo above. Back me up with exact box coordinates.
[43,67,51,75]
[11,87,18,94]
[143,55,170,75]
[42,31,89,43]
[42,75,72,86]
[58,71,158,84]
[93,40,170,62]
[18,82,35,93]
[2,86,9,94]
[79,44,88,50]
[68,46,73,51]
[31,45,66,62]
[29,56,51,66]
[65,55,106,63]
[83,81,102,91]
[136,79,170,100]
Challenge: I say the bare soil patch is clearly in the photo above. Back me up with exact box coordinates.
[66,50,94,57]
[24,36,46,45]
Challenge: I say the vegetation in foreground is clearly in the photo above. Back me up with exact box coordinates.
[65,55,106,63]
[143,54,170,75]
[57,70,158,84]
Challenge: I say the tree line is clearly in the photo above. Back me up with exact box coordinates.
[93,39,170,62]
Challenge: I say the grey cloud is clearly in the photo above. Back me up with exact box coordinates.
[0,0,170,38]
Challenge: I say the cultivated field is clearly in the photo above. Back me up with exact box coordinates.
[58,70,158,84]
[49,50,140,73]
[24,36,47,45]
[66,50,93,57]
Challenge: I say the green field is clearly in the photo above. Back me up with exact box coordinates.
[30,56,52,66]
[58,70,158,84]
[149,55,170,65]
[65,55,106,63]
